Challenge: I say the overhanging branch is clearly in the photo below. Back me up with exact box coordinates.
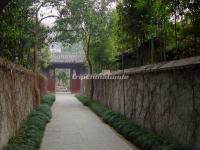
[39,15,60,23]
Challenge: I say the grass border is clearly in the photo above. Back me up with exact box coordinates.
[75,94,186,150]
[3,93,56,150]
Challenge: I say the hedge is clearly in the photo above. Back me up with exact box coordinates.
[3,93,55,150]
[75,94,186,150]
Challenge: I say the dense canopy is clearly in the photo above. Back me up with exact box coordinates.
[0,0,200,72]
[0,0,11,10]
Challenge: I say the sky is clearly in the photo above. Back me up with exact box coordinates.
[39,6,59,27]
[39,1,117,27]
[39,6,61,52]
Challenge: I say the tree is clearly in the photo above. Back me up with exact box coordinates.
[55,69,70,88]
[111,0,200,67]
[0,0,56,71]
[39,45,51,72]
[56,0,115,72]
[0,0,35,67]
[27,0,60,72]
[90,10,117,73]
[55,0,113,98]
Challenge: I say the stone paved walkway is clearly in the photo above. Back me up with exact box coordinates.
[40,93,138,150]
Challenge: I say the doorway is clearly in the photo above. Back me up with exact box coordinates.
[55,69,71,92]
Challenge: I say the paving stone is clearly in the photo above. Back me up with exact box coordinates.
[64,144,87,150]
[40,93,138,150]
[62,133,83,145]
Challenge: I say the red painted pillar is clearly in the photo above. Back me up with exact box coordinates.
[70,69,80,93]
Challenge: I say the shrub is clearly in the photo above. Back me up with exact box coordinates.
[3,93,55,150]
[75,94,185,150]
[41,93,56,106]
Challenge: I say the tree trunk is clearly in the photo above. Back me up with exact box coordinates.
[34,43,39,73]
[88,57,94,99]
[193,19,197,55]
[33,29,40,105]
[174,7,178,50]
[151,37,155,64]
[136,35,139,66]
[86,35,94,99]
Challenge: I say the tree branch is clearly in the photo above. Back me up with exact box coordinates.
[35,2,46,23]
[35,0,59,23]
[39,15,60,23]
[81,24,88,36]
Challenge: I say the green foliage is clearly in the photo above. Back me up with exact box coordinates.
[55,69,70,88]
[0,0,35,67]
[41,93,56,106]
[55,0,117,73]
[39,45,51,72]
[0,0,51,70]
[2,0,199,71]
[109,9,132,51]
[3,93,55,150]
[75,94,186,150]
[110,0,200,67]
[90,20,117,73]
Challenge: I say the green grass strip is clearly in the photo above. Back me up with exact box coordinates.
[75,94,186,150]
[3,93,56,150]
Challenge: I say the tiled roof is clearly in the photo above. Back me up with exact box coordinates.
[50,52,85,64]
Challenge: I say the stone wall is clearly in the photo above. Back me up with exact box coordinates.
[0,58,47,149]
[81,56,200,150]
